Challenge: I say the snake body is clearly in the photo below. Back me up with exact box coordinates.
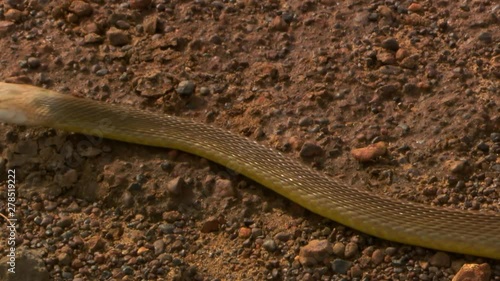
[0,82,498,259]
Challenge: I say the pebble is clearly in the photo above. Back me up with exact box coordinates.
[115,20,130,30]
[429,252,451,267]
[298,239,333,266]
[56,215,74,228]
[129,0,151,9]
[4,9,22,22]
[447,160,468,174]
[478,32,492,44]
[274,231,291,242]
[491,133,500,143]
[158,223,175,234]
[166,176,185,195]
[137,246,149,255]
[344,242,359,259]
[58,252,72,266]
[351,142,387,162]
[331,258,352,274]
[213,178,234,198]
[68,1,93,17]
[0,21,15,35]
[27,57,41,68]
[200,217,220,233]
[381,38,399,51]
[299,142,324,158]
[107,27,131,46]
[171,240,183,252]
[199,86,210,96]
[298,116,314,127]
[371,249,384,265]
[408,3,423,13]
[452,263,491,281]
[87,236,105,251]
[270,16,288,32]
[385,247,397,256]
[238,227,251,239]
[476,142,489,152]
[332,242,345,257]
[377,51,396,65]
[262,239,277,252]
[175,80,196,97]
[143,15,158,35]
[84,33,104,44]
[153,239,165,255]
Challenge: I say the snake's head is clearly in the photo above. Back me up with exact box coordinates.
[0,82,45,125]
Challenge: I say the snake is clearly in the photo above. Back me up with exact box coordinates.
[0,82,498,259]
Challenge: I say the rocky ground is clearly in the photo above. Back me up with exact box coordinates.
[0,0,499,280]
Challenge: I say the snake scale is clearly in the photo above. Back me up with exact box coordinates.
[0,82,498,259]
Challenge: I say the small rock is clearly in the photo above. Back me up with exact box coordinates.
[238,227,251,239]
[331,258,352,274]
[122,265,134,275]
[270,16,288,32]
[429,252,451,267]
[84,33,104,44]
[87,236,105,251]
[143,15,157,35]
[274,232,291,242]
[476,142,489,153]
[332,242,345,257]
[58,252,72,266]
[166,176,185,195]
[68,0,93,17]
[344,242,359,258]
[351,142,387,162]
[213,178,234,198]
[137,246,149,255]
[27,57,41,68]
[67,201,81,212]
[130,0,151,9]
[262,239,277,252]
[350,264,363,278]
[423,185,437,196]
[299,142,324,158]
[153,239,165,255]
[298,239,333,266]
[371,249,384,265]
[381,38,399,51]
[377,51,396,65]
[408,3,423,13]
[115,20,130,30]
[299,116,314,126]
[385,247,397,256]
[452,263,491,281]
[0,21,15,35]
[376,83,400,97]
[4,9,22,22]
[478,32,492,44]
[491,133,500,143]
[400,54,419,69]
[162,210,181,223]
[176,80,196,97]
[200,217,220,233]
[56,215,74,228]
[447,160,468,174]
[107,27,131,46]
